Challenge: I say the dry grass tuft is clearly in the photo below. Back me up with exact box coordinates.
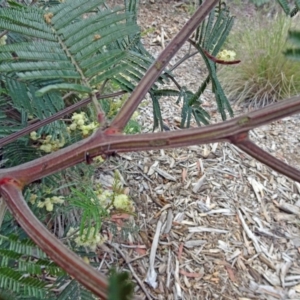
[218,14,300,107]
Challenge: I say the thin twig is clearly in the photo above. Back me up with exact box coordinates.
[127,253,148,264]
[168,51,198,73]
[108,242,153,300]
[0,90,126,147]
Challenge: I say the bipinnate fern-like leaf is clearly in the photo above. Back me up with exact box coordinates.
[0,249,63,276]
[0,267,47,299]
[276,0,291,15]
[55,278,95,300]
[0,232,66,299]
[0,0,142,96]
[193,4,234,120]
[275,0,300,16]
[0,234,47,258]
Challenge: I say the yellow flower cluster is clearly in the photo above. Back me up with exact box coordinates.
[0,35,7,46]
[93,155,104,164]
[216,49,237,61]
[29,194,38,205]
[93,186,134,213]
[68,112,98,136]
[94,189,113,207]
[37,195,65,211]
[30,132,65,153]
[131,111,139,120]
[67,226,106,251]
[114,194,134,212]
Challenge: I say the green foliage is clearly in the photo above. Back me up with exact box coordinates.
[0,232,64,299]
[0,0,141,93]
[66,187,108,240]
[53,277,96,300]
[0,0,237,298]
[249,0,270,7]
[185,4,234,120]
[285,29,300,60]
[274,0,300,16]
[218,14,300,107]
[0,0,151,168]
[124,119,141,134]
[108,269,134,300]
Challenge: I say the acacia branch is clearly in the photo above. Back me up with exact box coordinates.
[0,91,126,148]
[234,136,300,182]
[0,1,299,298]
[111,0,220,131]
[1,94,300,186]
[0,180,108,299]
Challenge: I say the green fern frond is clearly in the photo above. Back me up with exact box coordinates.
[0,112,21,138]
[180,90,193,128]
[285,30,300,60]
[111,76,135,92]
[207,57,233,118]
[36,83,92,97]
[0,234,47,259]
[55,278,95,300]
[2,140,40,167]
[51,0,105,29]
[63,11,130,48]
[84,51,128,78]
[192,106,210,126]
[67,187,108,237]
[110,48,162,93]
[203,9,215,49]
[0,42,67,62]
[192,5,234,120]
[0,249,63,276]
[277,0,290,15]
[0,288,17,300]
[207,8,226,48]
[0,0,140,97]
[214,20,234,56]
[0,267,47,299]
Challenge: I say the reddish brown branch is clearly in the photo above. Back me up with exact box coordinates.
[0,1,299,298]
[234,137,300,182]
[0,180,108,299]
[202,48,241,65]
[1,94,300,185]
[0,91,126,148]
[111,0,220,131]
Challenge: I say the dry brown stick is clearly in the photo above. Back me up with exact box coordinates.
[108,242,153,300]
